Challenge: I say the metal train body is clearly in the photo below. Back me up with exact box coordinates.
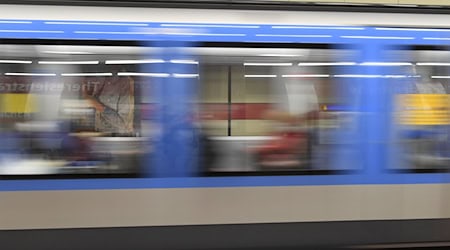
[1,4,450,249]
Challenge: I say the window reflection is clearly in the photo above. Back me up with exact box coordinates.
[195,46,359,174]
[0,45,149,176]
[392,47,450,171]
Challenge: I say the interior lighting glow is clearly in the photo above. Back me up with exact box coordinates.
[244,75,277,78]
[259,54,303,57]
[5,73,56,76]
[416,62,450,66]
[360,62,412,66]
[117,72,170,77]
[42,51,93,55]
[334,74,408,78]
[105,59,165,64]
[334,74,383,78]
[61,73,112,77]
[170,60,198,64]
[0,60,32,64]
[298,62,356,66]
[431,76,450,79]
[244,62,293,66]
[172,73,199,78]
[282,74,329,78]
[38,61,99,65]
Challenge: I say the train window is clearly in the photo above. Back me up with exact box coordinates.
[389,46,450,172]
[194,45,360,175]
[0,43,151,177]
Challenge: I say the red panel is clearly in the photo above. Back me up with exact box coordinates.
[200,103,272,120]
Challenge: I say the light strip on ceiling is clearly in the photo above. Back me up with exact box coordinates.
[105,59,165,64]
[170,59,198,64]
[282,74,330,78]
[431,76,450,79]
[244,75,277,78]
[61,73,112,77]
[298,62,356,66]
[360,62,412,66]
[172,73,199,78]
[117,72,170,77]
[416,62,450,66]
[244,62,293,66]
[5,73,56,76]
[0,60,32,64]
[38,61,99,65]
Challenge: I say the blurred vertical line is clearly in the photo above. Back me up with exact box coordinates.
[228,65,231,136]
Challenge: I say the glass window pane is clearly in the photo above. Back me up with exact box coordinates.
[390,47,450,171]
[196,45,360,174]
[0,44,151,177]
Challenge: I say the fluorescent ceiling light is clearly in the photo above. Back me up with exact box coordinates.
[0,60,32,64]
[244,62,292,66]
[384,75,408,78]
[282,74,329,78]
[105,59,165,64]
[5,73,56,76]
[416,62,450,66]
[259,54,302,57]
[334,74,409,78]
[244,75,277,78]
[42,51,93,55]
[334,74,383,78]
[431,76,450,79]
[298,62,356,66]
[117,72,170,77]
[360,62,412,66]
[38,61,99,65]
[61,73,112,77]
[170,59,198,64]
[172,73,199,78]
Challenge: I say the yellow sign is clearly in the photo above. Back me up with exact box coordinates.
[0,93,37,113]
[397,94,450,125]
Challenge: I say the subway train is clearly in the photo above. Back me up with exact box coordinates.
[1,3,450,249]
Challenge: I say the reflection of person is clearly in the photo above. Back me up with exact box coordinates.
[251,66,320,168]
[82,75,134,134]
[399,66,450,166]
